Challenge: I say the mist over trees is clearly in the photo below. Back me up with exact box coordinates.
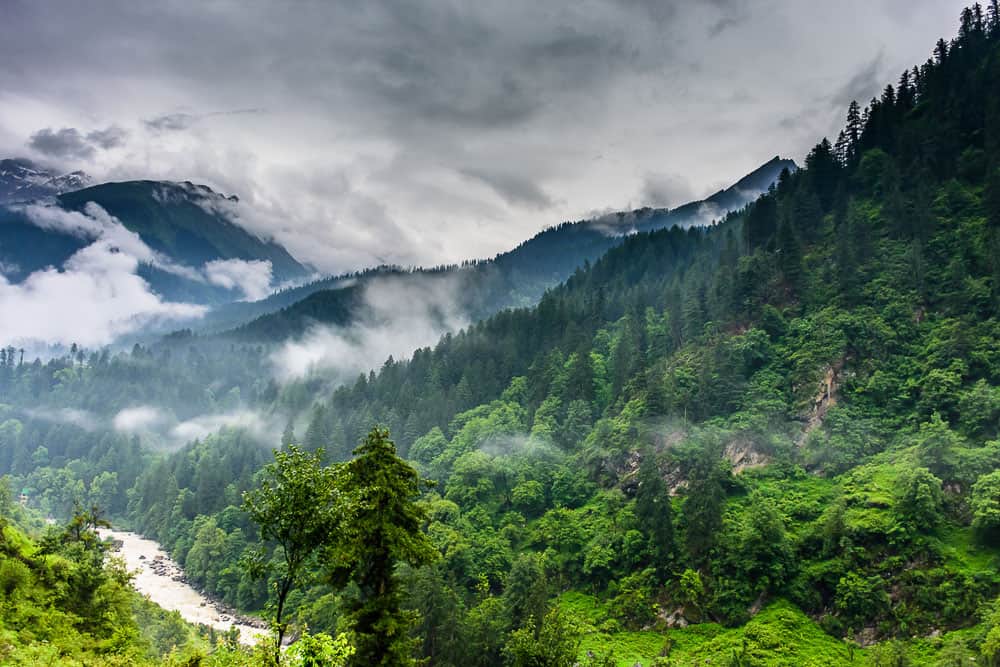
[2,3,1000,665]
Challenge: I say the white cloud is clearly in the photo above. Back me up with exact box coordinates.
[113,405,167,433]
[112,404,279,448]
[270,273,468,382]
[0,2,967,275]
[24,407,99,431]
[204,258,273,301]
[20,202,205,281]
[169,410,277,446]
[0,204,206,348]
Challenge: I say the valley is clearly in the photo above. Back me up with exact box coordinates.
[1,3,999,666]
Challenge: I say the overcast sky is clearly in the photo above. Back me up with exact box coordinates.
[0,0,969,274]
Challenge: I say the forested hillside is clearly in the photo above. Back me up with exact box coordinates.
[3,5,1000,665]
[0,179,309,306]
[212,156,792,340]
[0,485,208,665]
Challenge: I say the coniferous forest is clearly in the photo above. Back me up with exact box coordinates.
[3,4,1000,666]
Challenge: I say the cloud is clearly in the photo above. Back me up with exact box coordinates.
[693,201,725,226]
[145,113,196,132]
[113,406,168,433]
[110,404,279,448]
[19,202,204,281]
[270,273,468,382]
[144,109,264,133]
[204,258,273,301]
[86,125,128,149]
[459,166,553,209]
[0,203,206,347]
[29,127,95,160]
[169,410,277,446]
[0,1,970,273]
[832,51,887,107]
[477,433,565,460]
[27,125,127,161]
[640,172,695,208]
[23,407,99,431]
[707,0,751,36]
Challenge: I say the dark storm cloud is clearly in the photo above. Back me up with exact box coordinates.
[0,0,971,274]
[86,126,128,149]
[460,167,554,209]
[29,128,95,159]
[29,125,128,160]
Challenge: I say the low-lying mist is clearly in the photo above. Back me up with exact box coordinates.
[270,272,469,383]
[0,202,285,350]
[111,405,282,449]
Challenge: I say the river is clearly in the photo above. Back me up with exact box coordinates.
[99,529,266,645]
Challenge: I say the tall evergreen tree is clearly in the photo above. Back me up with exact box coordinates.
[326,427,437,667]
[635,452,674,576]
[846,100,863,163]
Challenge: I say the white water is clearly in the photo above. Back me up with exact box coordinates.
[99,529,265,645]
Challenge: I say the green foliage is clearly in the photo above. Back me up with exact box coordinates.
[502,607,580,667]
[894,467,944,532]
[6,7,1000,666]
[326,427,437,667]
[284,630,355,667]
[242,444,341,661]
[634,451,674,576]
[972,471,1000,543]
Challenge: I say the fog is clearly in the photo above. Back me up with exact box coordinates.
[0,202,285,347]
[111,404,281,449]
[270,272,469,383]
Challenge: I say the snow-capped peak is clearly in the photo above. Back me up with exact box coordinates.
[0,158,93,204]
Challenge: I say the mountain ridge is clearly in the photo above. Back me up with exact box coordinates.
[0,177,310,306]
[0,157,93,203]
[213,155,795,339]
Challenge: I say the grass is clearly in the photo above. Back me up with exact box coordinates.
[562,594,989,666]
[937,523,998,572]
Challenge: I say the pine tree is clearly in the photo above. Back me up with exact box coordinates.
[326,427,437,667]
[681,444,725,567]
[846,100,863,162]
[897,69,915,111]
[776,217,803,290]
[835,130,850,165]
[280,419,295,448]
[934,38,949,64]
[635,452,674,576]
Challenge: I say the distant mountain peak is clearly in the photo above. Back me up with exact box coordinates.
[728,155,797,192]
[0,157,93,204]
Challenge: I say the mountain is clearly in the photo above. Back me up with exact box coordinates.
[0,157,92,203]
[0,178,310,304]
[216,156,795,339]
[4,6,1000,664]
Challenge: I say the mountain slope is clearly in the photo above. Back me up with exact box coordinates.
[117,8,1000,663]
[3,6,1000,664]
[0,179,309,305]
[218,156,794,339]
[57,181,306,279]
[0,158,92,204]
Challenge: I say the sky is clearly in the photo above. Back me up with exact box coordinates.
[0,0,970,275]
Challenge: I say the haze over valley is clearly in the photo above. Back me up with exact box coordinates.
[2,2,999,666]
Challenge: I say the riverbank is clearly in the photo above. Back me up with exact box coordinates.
[99,528,267,645]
